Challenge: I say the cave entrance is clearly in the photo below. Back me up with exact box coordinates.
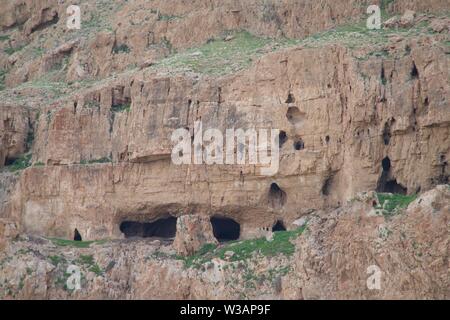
[377,156,407,195]
[272,220,286,232]
[119,216,177,240]
[268,183,287,208]
[382,179,407,194]
[73,228,82,241]
[210,216,240,242]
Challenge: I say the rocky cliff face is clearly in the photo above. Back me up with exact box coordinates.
[0,0,449,299]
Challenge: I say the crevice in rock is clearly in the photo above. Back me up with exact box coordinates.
[411,62,419,79]
[321,175,333,196]
[381,64,387,85]
[377,156,407,194]
[119,216,177,239]
[285,92,295,104]
[382,118,395,145]
[30,10,59,34]
[268,183,287,208]
[279,131,288,148]
[210,216,240,242]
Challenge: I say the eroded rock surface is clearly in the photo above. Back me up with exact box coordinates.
[0,0,449,299]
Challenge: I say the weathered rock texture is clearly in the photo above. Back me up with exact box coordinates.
[0,0,449,300]
[0,185,448,299]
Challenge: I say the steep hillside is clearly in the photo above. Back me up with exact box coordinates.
[0,0,449,300]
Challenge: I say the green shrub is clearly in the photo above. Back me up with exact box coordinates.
[112,44,130,54]
[79,157,112,165]
[6,154,32,172]
[375,193,417,217]
[111,102,131,113]
[4,45,24,55]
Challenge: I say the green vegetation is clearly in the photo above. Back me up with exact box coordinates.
[4,45,24,55]
[375,193,417,217]
[380,0,395,11]
[79,157,112,165]
[181,225,307,269]
[113,44,130,54]
[49,255,66,266]
[0,69,6,91]
[48,238,108,248]
[77,255,103,276]
[6,154,32,172]
[111,102,131,113]
[0,35,10,42]
[154,31,278,76]
[86,100,100,109]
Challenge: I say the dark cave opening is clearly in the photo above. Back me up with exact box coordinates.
[285,92,295,104]
[377,156,407,195]
[210,216,240,242]
[4,157,17,166]
[119,216,177,239]
[321,175,333,196]
[268,183,287,208]
[382,156,391,171]
[279,131,288,148]
[411,62,419,78]
[272,220,286,232]
[294,138,304,151]
[73,228,82,241]
[382,179,407,194]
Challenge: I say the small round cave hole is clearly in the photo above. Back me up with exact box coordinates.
[119,216,177,239]
[210,216,240,242]
[272,220,286,232]
[294,138,304,151]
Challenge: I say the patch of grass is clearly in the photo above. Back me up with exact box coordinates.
[34,162,45,167]
[113,44,130,54]
[89,263,104,276]
[155,31,276,76]
[49,238,94,248]
[375,193,417,217]
[49,255,66,266]
[6,154,32,172]
[181,225,307,269]
[4,45,24,55]
[0,35,10,42]
[48,238,108,248]
[111,102,131,113]
[79,157,112,165]
[77,254,94,266]
[0,69,7,91]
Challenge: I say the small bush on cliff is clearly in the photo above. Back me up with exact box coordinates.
[111,102,131,113]
[79,157,112,165]
[4,45,24,55]
[113,44,130,54]
[6,154,32,172]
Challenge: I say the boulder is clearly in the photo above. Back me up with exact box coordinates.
[173,215,217,256]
